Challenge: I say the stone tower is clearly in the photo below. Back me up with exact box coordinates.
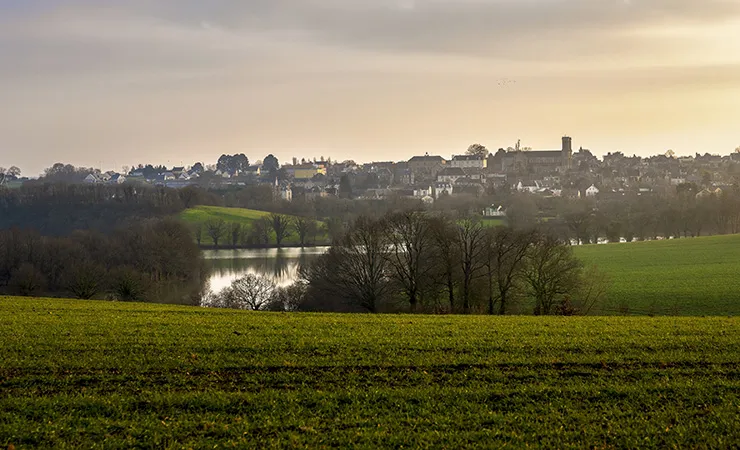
[561,136,573,169]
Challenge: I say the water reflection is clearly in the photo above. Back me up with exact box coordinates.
[204,247,329,293]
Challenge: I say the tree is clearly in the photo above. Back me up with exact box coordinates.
[293,217,316,247]
[339,175,353,199]
[193,223,204,246]
[466,144,489,158]
[262,154,280,176]
[9,263,46,296]
[456,218,487,314]
[64,262,106,299]
[219,274,276,310]
[268,281,308,311]
[109,266,150,302]
[384,210,434,312]
[324,217,345,243]
[205,220,226,248]
[429,215,460,313]
[249,217,272,245]
[484,227,534,315]
[524,233,583,315]
[269,214,292,247]
[303,216,391,313]
[229,223,243,248]
[217,154,249,175]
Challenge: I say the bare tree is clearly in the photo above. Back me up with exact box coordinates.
[217,273,276,310]
[524,233,583,315]
[205,219,226,248]
[484,227,535,315]
[293,217,313,247]
[249,217,272,245]
[457,218,487,314]
[429,215,460,313]
[385,210,433,312]
[303,216,391,313]
[269,213,292,247]
[64,262,106,299]
[229,223,243,248]
[193,223,204,246]
[9,263,47,296]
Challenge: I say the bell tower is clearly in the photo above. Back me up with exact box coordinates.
[562,136,573,169]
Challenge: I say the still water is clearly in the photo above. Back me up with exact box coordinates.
[203,247,330,293]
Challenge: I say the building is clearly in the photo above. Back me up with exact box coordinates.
[285,164,327,180]
[501,136,573,174]
[436,167,466,184]
[408,154,447,180]
[434,182,454,199]
[450,155,487,170]
[585,185,600,197]
[483,205,506,217]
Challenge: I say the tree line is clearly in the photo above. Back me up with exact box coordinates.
[0,218,207,304]
[206,210,606,315]
[0,182,219,235]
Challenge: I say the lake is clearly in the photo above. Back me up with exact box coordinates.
[203,247,330,293]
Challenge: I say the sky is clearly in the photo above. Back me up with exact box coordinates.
[2,0,740,176]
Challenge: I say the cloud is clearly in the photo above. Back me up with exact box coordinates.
[1,0,740,174]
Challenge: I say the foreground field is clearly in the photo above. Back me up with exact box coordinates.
[2,298,738,448]
[179,206,328,246]
[575,234,740,316]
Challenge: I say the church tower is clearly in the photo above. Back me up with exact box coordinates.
[562,136,573,170]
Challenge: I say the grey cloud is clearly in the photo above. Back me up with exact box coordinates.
[132,0,740,59]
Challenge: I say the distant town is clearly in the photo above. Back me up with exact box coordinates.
[3,137,740,205]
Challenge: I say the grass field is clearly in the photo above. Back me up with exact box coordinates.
[575,234,740,316]
[2,298,738,448]
[179,206,328,246]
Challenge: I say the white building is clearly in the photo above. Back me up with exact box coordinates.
[434,182,454,199]
[413,186,433,198]
[586,185,600,197]
[450,155,487,169]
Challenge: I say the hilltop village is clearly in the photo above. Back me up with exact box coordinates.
[16,136,735,204]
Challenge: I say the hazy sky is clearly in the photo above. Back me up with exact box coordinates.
[2,0,740,175]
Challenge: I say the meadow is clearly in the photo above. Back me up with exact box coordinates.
[1,298,738,448]
[575,234,740,316]
[179,206,328,246]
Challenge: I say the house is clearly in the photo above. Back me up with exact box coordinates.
[516,180,541,193]
[83,174,101,184]
[450,155,487,170]
[483,205,506,217]
[109,174,126,184]
[408,154,447,179]
[280,185,293,202]
[412,186,433,198]
[434,182,454,199]
[285,164,327,180]
[436,167,466,184]
[246,165,262,177]
[585,185,600,197]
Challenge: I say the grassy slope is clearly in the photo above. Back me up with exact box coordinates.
[2,298,738,448]
[179,206,328,246]
[575,234,740,316]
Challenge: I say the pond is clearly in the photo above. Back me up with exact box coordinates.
[203,247,330,293]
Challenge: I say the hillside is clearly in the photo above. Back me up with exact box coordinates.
[1,298,738,448]
[179,205,328,246]
[575,234,740,316]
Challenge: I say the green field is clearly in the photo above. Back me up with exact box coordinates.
[2,298,738,448]
[575,235,740,316]
[179,206,328,246]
